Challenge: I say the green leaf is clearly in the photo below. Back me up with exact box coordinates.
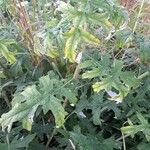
[70,132,118,150]
[82,68,100,79]
[80,29,100,44]
[64,36,78,62]
[22,117,32,131]
[0,71,6,78]
[82,56,139,102]
[0,134,35,150]
[33,36,43,56]
[92,78,111,93]
[44,35,59,59]
[0,39,16,64]
[0,74,77,131]
[90,93,104,125]
[79,60,93,69]
[121,113,150,141]
[0,44,16,64]
[87,13,112,29]
[140,41,150,65]
[61,88,78,105]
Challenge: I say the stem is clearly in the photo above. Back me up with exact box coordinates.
[46,127,57,148]
[65,110,75,121]
[116,134,129,141]
[122,133,126,150]
[132,0,145,33]
[73,44,86,80]
[6,134,10,150]
[73,65,80,80]
[2,90,11,109]
[138,71,150,80]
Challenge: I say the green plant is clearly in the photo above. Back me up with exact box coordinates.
[0,0,150,149]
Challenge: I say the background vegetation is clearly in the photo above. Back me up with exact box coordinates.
[0,0,150,149]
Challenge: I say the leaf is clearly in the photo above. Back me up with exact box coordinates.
[80,29,100,44]
[81,56,140,102]
[137,143,150,150]
[92,78,111,93]
[0,44,16,64]
[70,132,118,150]
[0,74,77,131]
[90,93,104,125]
[0,71,6,78]
[64,37,77,62]
[82,68,100,79]
[11,134,36,149]
[0,134,35,150]
[140,41,150,65]
[121,113,150,141]
[22,117,32,131]
[60,88,78,105]
[79,60,93,69]
[44,35,59,59]
[33,36,43,55]
[46,50,59,58]
[64,28,81,62]
[87,13,112,29]
[0,39,16,64]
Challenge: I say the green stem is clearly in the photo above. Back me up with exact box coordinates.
[6,134,10,150]
[138,71,150,80]
[46,127,57,148]
[2,90,11,109]
[122,133,126,150]
[132,0,145,33]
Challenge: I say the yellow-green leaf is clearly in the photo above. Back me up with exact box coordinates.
[64,37,78,63]
[0,44,16,64]
[82,68,100,79]
[46,49,59,59]
[80,29,100,44]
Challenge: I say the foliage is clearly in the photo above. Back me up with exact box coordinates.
[0,0,150,149]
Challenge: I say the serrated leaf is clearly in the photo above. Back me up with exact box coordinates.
[0,74,77,131]
[140,41,150,65]
[82,68,100,79]
[33,36,43,55]
[92,78,111,93]
[87,13,112,29]
[70,132,118,150]
[46,49,59,58]
[44,35,59,59]
[61,88,78,104]
[63,27,76,37]
[0,134,35,150]
[81,29,100,44]
[82,56,140,102]
[137,112,148,125]
[90,93,104,125]
[121,125,146,136]
[0,44,16,64]
[64,35,78,63]
[121,113,150,141]
[79,60,93,69]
